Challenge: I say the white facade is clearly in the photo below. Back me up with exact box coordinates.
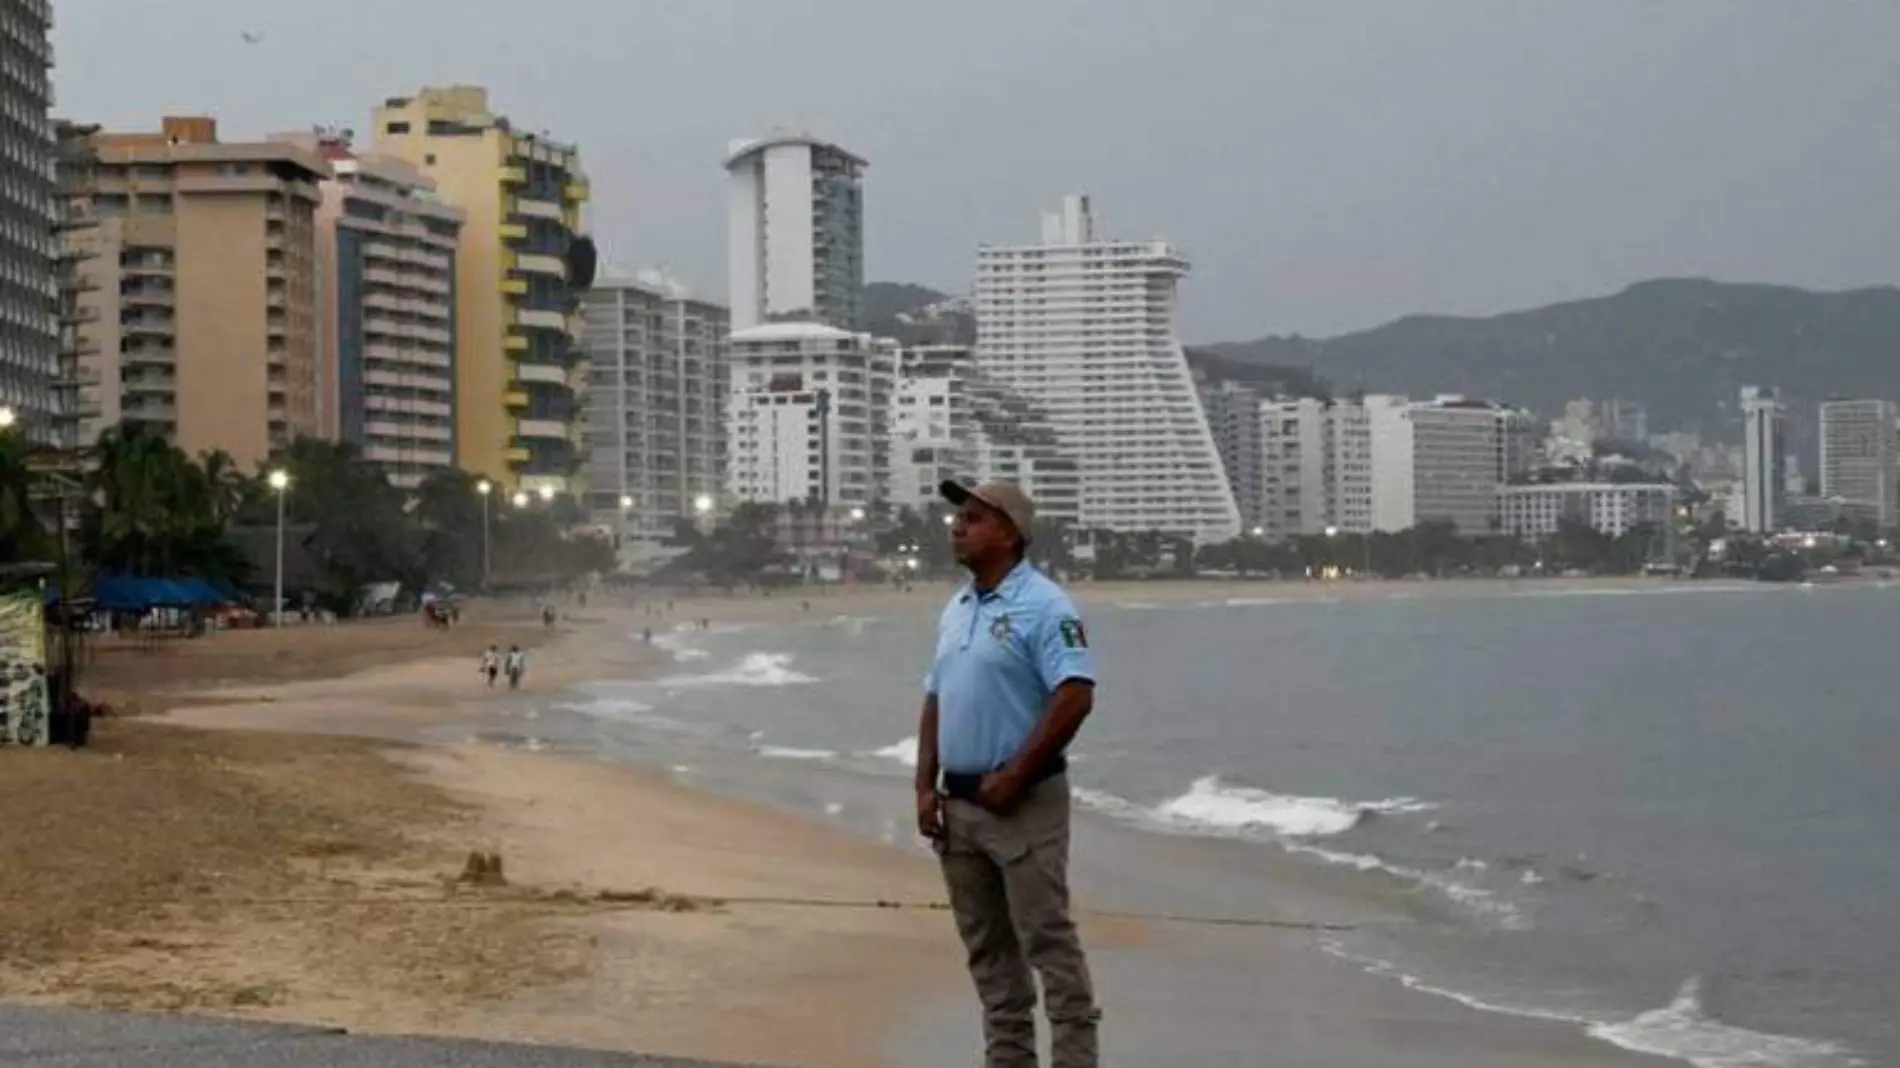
[1369,395,1526,535]
[1818,398,1898,530]
[1200,379,1265,531]
[725,133,865,332]
[581,272,729,539]
[974,195,1238,542]
[1503,482,1677,541]
[0,0,55,443]
[726,321,892,510]
[1259,396,1333,539]
[892,345,1080,525]
[1740,386,1785,534]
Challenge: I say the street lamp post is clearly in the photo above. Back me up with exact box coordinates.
[267,469,290,627]
[475,480,492,588]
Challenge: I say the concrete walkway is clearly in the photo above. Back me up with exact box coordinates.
[0,1006,762,1067]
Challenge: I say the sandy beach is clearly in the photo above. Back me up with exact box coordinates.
[0,577,1712,1066]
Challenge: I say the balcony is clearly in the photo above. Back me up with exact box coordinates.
[515,418,567,441]
[500,278,528,296]
[121,317,174,338]
[498,222,527,240]
[515,252,565,278]
[120,286,173,308]
[512,197,563,221]
[505,446,531,463]
[500,165,527,185]
[566,181,590,202]
[504,333,528,352]
[516,308,565,331]
[514,362,566,386]
[505,390,530,409]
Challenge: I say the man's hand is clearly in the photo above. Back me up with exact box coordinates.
[917,786,945,840]
[975,769,1027,815]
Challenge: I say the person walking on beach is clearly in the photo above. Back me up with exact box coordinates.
[479,645,500,689]
[504,645,525,690]
[914,479,1100,1068]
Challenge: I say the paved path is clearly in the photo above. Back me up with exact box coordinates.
[0,1006,763,1067]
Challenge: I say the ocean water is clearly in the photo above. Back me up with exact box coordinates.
[504,583,1899,1067]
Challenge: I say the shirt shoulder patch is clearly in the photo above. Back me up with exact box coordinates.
[1058,617,1088,649]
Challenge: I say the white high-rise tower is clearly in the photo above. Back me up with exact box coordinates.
[1740,386,1786,533]
[973,196,1239,541]
[725,133,865,332]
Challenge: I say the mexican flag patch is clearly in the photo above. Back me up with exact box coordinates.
[1058,618,1088,649]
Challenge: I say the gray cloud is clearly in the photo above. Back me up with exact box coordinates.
[53,0,1900,339]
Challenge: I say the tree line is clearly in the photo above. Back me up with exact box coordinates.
[0,424,612,613]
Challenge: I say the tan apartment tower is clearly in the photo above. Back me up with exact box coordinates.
[372,86,590,495]
[65,117,327,468]
[275,130,463,489]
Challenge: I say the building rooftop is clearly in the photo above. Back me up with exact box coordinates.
[95,117,330,178]
[728,321,862,344]
[724,131,867,169]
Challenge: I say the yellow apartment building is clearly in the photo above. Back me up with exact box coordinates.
[372,86,590,495]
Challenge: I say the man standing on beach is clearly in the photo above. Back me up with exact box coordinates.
[915,479,1100,1068]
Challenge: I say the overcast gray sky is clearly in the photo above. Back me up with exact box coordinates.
[53,0,1900,341]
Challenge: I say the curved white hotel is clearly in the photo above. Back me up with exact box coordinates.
[974,195,1238,541]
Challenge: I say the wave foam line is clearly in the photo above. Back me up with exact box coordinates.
[657,652,816,688]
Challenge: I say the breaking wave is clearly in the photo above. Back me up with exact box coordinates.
[657,652,816,688]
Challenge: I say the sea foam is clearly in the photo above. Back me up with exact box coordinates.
[658,652,816,688]
[1588,979,1862,1068]
[1153,776,1434,838]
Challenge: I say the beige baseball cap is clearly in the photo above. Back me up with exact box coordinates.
[940,478,1035,542]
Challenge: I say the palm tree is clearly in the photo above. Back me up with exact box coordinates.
[0,430,50,562]
[198,448,249,526]
[84,424,242,579]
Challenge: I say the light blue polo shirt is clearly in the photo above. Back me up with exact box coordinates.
[923,562,1096,775]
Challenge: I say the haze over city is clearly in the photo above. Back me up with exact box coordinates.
[52,0,1900,339]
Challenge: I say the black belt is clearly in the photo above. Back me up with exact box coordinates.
[941,755,1066,802]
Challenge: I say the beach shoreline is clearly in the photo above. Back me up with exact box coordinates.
[4,578,1746,1065]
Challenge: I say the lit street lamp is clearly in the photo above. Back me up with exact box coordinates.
[0,406,15,430]
[267,469,291,627]
[511,491,529,509]
[475,480,492,588]
[693,493,714,516]
[537,484,555,504]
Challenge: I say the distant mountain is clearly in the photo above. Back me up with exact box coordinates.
[862,281,1328,396]
[1202,278,1900,436]
[862,282,974,347]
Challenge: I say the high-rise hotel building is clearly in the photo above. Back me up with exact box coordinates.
[374,86,589,495]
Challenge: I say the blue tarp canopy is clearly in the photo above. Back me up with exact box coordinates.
[86,576,234,611]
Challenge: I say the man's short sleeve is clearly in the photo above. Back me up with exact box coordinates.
[1033,595,1096,691]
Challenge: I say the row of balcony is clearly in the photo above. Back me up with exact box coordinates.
[499,166,590,200]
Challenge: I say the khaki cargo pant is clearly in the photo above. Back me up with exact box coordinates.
[938,774,1099,1068]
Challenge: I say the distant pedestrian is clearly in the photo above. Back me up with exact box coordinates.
[505,645,526,690]
[915,479,1100,1067]
[479,645,500,689]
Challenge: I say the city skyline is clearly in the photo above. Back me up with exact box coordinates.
[49,0,1900,341]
